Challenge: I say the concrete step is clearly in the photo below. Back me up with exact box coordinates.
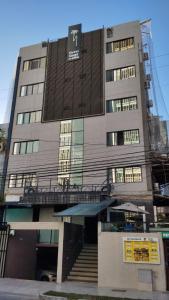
[83,245,97,250]
[78,256,98,260]
[67,275,97,282]
[76,259,97,264]
[70,271,97,277]
[74,263,98,268]
[72,267,98,272]
[80,251,98,256]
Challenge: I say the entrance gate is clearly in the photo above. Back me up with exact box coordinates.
[0,223,10,277]
[164,239,169,290]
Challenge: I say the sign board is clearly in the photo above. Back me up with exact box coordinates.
[123,237,160,264]
[162,232,169,239]
[67,24,81,61]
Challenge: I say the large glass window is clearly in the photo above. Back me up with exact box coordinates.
[20,83,44,97]
[9,173,36,188]
[106,66,136,82]
[106,97,137,113]
[107,129,139,146]
[16,111,42,125]
[60,121,72,133]
[72,131,83,145]
[23,57,46,71]
[111,166,142,183]
[13,140,39,155]
[106,38,134,53]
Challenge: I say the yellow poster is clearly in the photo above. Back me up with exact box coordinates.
[123,237,160,264]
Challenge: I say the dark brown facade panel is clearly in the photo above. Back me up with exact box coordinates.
[43,28,104,121]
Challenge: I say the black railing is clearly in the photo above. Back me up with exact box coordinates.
[20,183,110,204]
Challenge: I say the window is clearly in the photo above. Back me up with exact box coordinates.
[23,57,46,71]
[59,160,70,173]
[107,129,139,146]
[13,140,39,155]
[106,37,134,53]
[60,121,72,134]
[20,83,44,97]
[9,173,37,188]
[13,142,20,155]
[106,66,136,82]
[17,113,24,125]
[60,134,71,146]
[123,130,139,145]
[111,166,142,183]
[106,97,137,113]
[16,111,42,124]
[59,147,71,160]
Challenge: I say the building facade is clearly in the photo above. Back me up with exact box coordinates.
[5,21,152,208]
[2,20,169,286]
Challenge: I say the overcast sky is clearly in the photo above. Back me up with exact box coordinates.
[0,0,169,123]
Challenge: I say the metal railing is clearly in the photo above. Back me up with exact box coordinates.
[101,222,147,233]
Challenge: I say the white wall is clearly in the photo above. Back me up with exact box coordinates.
[98,230,166,291]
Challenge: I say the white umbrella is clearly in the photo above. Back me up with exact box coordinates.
[111,202,150,214]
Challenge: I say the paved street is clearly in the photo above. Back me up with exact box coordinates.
[0,278,168,300]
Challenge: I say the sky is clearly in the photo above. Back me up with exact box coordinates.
[0,0,169,123]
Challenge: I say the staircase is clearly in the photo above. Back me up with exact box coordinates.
[67,244,98,282]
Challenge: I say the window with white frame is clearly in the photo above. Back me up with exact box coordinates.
[106,96,137,113]
[23,57,46,71]
[107,129,139,146]
[17,111,42,125]
[13,140,39,155]
[9,173,37,188]
[106,66,136,82]
[20,83,44,97]
[111,166,142,183]
[106,37,134,53]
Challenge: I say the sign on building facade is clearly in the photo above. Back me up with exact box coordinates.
[123,237,160,264]
[67,24,81,61]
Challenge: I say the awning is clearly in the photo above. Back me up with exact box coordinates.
[54,198,115,217]
[111,202,150,214]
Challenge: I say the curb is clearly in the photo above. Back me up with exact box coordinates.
[39,295,68,300]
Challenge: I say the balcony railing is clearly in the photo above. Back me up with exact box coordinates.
[20,183,110,205]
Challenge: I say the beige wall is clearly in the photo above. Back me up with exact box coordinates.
[98,230,166,291]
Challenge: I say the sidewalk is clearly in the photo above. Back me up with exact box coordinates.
[0,278,168,300]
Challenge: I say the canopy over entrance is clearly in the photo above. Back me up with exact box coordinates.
[54,198,115,217]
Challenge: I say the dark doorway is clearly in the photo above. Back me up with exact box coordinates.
[84,216,98,244]
[164,239,169,290]
[36,246,58,272]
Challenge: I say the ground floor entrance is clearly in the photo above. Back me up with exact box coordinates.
[84,216,98,244]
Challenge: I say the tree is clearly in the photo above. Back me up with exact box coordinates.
[0,128,5,143]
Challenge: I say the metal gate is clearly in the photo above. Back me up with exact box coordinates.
[164,239,169,290]
[0,223,10,277]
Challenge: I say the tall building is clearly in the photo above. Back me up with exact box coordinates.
[5,21,153,207]
[3,20,169,283]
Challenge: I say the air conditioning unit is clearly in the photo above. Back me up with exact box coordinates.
[146,74,151,81]
[0,141,5,153]
[147,100,153,108]
[143,52,149,61]
[144,81,150,89]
